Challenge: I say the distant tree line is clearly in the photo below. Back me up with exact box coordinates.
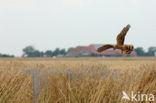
[0,45,155,58]
[22,45,156,57]
[135,47,156,57]
[22,45,69,57]
[0,53,14,58]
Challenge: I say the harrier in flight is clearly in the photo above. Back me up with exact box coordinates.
[97,24,134,55]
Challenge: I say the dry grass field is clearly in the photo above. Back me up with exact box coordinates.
[0,57,156,103]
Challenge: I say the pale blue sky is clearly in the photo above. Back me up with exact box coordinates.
[0,0,156,56]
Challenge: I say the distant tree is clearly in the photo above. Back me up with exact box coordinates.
[0,53,14,58]
[29,50,41,57]
[40,51,44,57]
[146,47,156,56]
[23,46,35,55]
[67,47,74,52]
[45,50,53,57]
[53,48,60,56]
[135,46,156,56]
[135,47,145,56]
[23,46,43,57]
[59,49,66,55]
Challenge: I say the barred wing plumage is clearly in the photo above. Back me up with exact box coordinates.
[116,24,130,45]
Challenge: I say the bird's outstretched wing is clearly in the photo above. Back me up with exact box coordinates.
[97,44,114,52]
[116,24,131,45]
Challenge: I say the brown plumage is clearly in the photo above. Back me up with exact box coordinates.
[97,24,134,55]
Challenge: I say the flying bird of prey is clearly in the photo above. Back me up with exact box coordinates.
[97,24,134,55]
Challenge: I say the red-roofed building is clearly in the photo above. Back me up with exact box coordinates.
[66,44,137,57]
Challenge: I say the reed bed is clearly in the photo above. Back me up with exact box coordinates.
[0,58,155,103]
